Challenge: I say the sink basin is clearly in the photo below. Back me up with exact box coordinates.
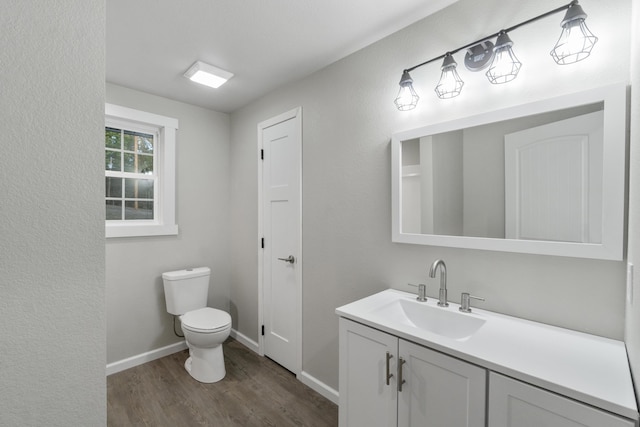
[372,298,486,340]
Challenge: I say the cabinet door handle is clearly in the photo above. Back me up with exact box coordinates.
[397,357,406,392]
[385,352,394,385]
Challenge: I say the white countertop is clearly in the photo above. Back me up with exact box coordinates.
[336,289,639,420]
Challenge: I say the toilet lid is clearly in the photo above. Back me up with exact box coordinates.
[181,307,231,333]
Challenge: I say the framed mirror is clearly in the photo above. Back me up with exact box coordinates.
[391,84,627,260]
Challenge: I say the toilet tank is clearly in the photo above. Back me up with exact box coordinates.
[162,267,210,315]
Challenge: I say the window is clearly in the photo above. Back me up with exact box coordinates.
[105,104,178,238]
[105,126,156,220]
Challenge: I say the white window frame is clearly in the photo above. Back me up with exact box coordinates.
[105,103,179,238]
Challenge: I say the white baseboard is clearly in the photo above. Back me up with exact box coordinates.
[229,329,339,404]
[106,340,187,376]
[106,330,256,377]
[299,370,339,405]
[230,328,260,353]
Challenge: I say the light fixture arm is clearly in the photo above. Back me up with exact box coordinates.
[403,0,579,75]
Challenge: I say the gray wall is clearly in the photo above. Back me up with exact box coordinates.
[0,1,106,425]
[432,132,463,235]
[105,84,231,364]
[230,0,631,392]
[625,0,640,407]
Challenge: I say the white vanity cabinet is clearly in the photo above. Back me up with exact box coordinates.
[337,290,639,427]
[489,373,636,427]
[339,318,486,427]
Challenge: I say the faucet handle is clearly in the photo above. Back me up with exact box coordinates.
[408,283,428,302]
[417,284,427,302]
[459,292,485,313]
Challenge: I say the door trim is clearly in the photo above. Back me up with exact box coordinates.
[257,107,302,375]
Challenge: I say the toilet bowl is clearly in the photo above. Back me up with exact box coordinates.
[180,307,231,383]
[162,267,232,383]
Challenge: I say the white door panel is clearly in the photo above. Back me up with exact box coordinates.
[260,108,301,374]
[505,111,603,243]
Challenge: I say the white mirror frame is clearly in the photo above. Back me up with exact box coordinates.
[392,83,627,260]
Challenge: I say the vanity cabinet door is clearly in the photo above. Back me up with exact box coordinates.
[398,340,486,427]
[339,318,398,427]
[488,373,635,427]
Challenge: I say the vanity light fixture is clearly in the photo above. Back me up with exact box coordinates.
[395,0,597,110]
[550,1,598,64]
[394,70,420,111]
[435,54,464,98]
[184,61,233,89]
[486,31,522,84]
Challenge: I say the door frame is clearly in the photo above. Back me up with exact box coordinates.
[257,106,302,375]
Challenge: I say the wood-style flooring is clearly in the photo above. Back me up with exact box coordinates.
[107,338,338,426]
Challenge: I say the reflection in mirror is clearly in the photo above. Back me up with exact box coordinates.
[392,84,626,260]
[401,103,603,243]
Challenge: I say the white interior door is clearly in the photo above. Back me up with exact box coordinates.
[259,108,302,374]
[505,110,603,242]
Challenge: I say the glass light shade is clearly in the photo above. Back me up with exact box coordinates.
[435,54,464,99]
[550,3,597,65]
[486,32,522,84]
[394,71,419,111]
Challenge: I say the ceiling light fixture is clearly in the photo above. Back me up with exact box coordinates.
[184,61,233,89]
[394,0,597,111]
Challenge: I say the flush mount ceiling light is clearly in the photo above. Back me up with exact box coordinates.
[184,61,233,89]
[394,0,597,111]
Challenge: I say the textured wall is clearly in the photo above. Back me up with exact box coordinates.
[105,84,231,364]
[230,0,631,392]
[0,1,106,425]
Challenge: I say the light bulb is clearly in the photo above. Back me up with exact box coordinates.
[394,71,419,111]
[551,1,597,65]
[486,32,522,84]
[435,54,464,99]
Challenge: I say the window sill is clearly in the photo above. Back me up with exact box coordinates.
[106,223,179,238]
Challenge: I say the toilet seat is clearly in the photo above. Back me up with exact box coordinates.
[181,307,231,333]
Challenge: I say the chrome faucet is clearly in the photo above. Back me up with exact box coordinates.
[429,259,448,307]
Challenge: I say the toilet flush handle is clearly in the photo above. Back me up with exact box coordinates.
[277,255,295,264]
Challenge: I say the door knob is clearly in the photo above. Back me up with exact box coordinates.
[277,255,295,264]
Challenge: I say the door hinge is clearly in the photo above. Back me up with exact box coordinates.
[261,325,265,336]
[261,237,264,249]
[261,149,264,160]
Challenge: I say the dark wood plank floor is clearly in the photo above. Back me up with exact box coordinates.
[107,338,338,426]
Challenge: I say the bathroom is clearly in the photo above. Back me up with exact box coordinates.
[2,0,640,425]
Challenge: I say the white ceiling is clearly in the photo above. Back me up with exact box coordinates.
[106,0,456,113]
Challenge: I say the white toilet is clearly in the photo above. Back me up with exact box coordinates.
[162,267,231,383]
